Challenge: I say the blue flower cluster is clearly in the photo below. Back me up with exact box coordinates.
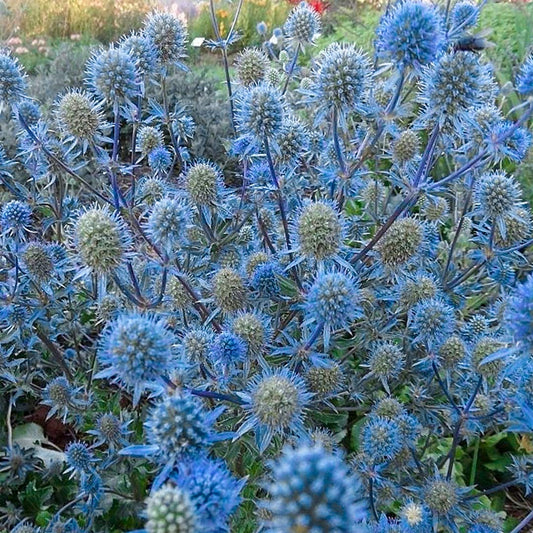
[1,1,533,532]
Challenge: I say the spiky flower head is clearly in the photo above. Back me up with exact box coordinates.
[393,129,420,164]
[362,416,402,462]
[313,43,371,112]
[166,276,190,310]
[145,484,197,533]
[144,12,188,66]
[185,161,223,205]
[471,336,506,379]
[171,456,245,532]
[438,335,466,368]
[275,117,309,163]
[232,312,268,356]
[236,84,284,140]
[474,171,521,220]
[367,341,405,383]
[86,47,139,103]
[56,90,102,141]
[251,261,283,299]
[17,99,40,126]
[90,413,129,449]
[398,272,437,306]
[73,207,130,274]
[209,332,247,367]
[305,271,360,338]
[120,32,157,77]
[305,363,343,398]
[213,267,248,313]
[96,294,122,323]
[246,251,270,277]
[451,1,479,31]
[410,298,455,348]
[42,376,74,420]
[1,200,31,232]
[400,501,431,532]
[265,444,368,532]
[376,0,444,69]
[182,328,213,363]
[65,441,96,475]
[0,52,26,103]
[146,196,190,250]
[421,196,449,223]
[139,176,167,205]
[148,146,172,174]
[516,53,533,95]
[238,367,311,452]
[284,1,321,48]
[96,313,174,405]
[377,217,423,268]
[419,51,494,126]
[145,391,223,460]
[423,478,459,516]
[297,200,343,261]
[137,125,164,155]
[373,397,405,418]
[235,48,270,87]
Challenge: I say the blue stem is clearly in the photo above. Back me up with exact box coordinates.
[332,107,346,174]
[282,44,300,95]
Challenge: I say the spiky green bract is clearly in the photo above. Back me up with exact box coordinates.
[96,313,174,405]
[86,47,139,103]
[264,444,368,532]
[284,1,321,48]
[376,0,444,70]
[170,455,245,532]
[237,367,311,452]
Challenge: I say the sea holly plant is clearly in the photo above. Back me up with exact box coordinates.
[1,0,533,531]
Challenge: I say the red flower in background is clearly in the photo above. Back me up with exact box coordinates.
[287,0,329,14]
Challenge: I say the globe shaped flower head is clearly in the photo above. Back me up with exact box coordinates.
[136,125,164,155]
[144,11,188,66]
[237,367,312,452]
[311,43,371,120]
[22,241,55,284]
[376,0,444,70]
[119,32,158,78]
[362,416,403,463]
[182,328,214,363]
[235,48,270,87]
[73,206,130,275]
[296,200,343,261]
[236,83,284,141]
[473,171,522,224]
[65,441,97,476]
[86,47,140,104]
[275,117,309,164]
[148,146,172,175]
[96,313,174,405]
[410,298,456,349]
[450,1,479,33]
[146,196,191,251]
[516,53,533,95]
[56,89,103,143]
[284,1,321,49]
[185,161,224,206]
[1,200,31,234]
[0,52,26,104]
[16,100,40,126]
[418,51,494,128]
[171,455,245,532]
[136,391,226,465]
[232,311,270,357]
[144,484,198,533]
[251,261,283,299]
[505,273,533,348]
[305,270,361,348]
[212,267,248,314]
[264,444,368,532]
[208,331,248,369]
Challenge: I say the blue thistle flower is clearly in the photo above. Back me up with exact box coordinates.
[0,52,26,104]
[182,328,214,363]
[122,391,226,476]
[256,21,268,36]
[275,116,309,163]
[65,442,97,476]
[146,196,190,250]
[1,200,31,232]
[487,120,532,163]
[305,270,361,347]
[87,413,131,450]
[16,99,41,126]
[120,32,158,78]
[148,146,172,174]
[284,1,321,49]
[376,0,444,70]
[144,484,198,532]
[170,455,245,532]
[474,171,521,221]
[251,261,283,299]
[236,83,284,141]
[237,367,311,452]
[96,313,175,405]
[209,331,248,367]
[41,376,82,422]
[265,444,368,532]
[362,416,403,462]
[450,1,479,32]
[86,47,139,103]
[516,53,533,95]
[144,12,188,66]
[410,298,456,348]
[399,501,431,532]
